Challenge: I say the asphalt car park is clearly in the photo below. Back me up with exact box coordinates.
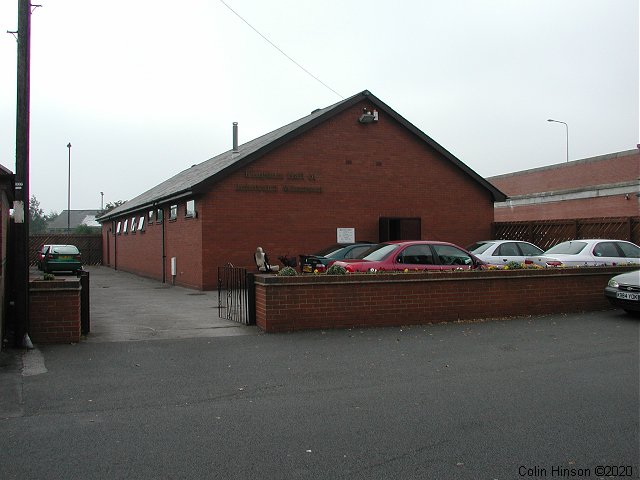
[11,262,639,478]
[81,266,259,342]
[2,309,637,479]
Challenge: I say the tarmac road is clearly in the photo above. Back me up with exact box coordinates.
[1,309,638,479]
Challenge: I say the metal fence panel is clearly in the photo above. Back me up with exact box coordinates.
[217,265,255,325]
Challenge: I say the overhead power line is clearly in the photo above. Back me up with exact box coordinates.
[218,0,343,99]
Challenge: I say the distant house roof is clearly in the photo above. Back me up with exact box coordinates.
[0,164,14,202]
[99,89,506,221]
[47,210,100,231]
[0,164,13,176]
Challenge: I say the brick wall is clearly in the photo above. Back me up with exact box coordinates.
[29,279,81,344]
[0,189,9,351]
[198,101,495,289]
[495,195,640,221]
[254,267,634,332]
[489,150,639,196]
[489,150,639,222]
[102,206,203,289]
[102,100,497,290]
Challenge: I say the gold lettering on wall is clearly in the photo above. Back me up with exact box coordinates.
[238,170,322,194]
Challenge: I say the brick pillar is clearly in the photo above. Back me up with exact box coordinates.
[29,278,81,344]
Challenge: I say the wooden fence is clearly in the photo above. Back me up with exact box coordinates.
[492,217,640,250]
[29,234,102,266]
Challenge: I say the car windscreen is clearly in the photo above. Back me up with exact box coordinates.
[314,244,347,257]
[362,244,399,261]
[467,242,494,254]
[544,241,587,255]
[51,246,79,255]
[324,246,354,258]
[344,244,376,259]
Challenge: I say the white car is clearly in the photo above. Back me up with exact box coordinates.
[467,240,544,266]
[525,239,640,267]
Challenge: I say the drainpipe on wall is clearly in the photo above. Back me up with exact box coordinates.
[113,221,117,270]
[161,209,166,284]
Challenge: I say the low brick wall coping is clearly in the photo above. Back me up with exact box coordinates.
[254,266,637,286]
[30,279,81,292]
[254,266,638,332]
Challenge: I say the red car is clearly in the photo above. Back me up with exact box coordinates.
[332,240,484,273]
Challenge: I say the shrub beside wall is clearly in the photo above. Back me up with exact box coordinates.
[254,267,636,332]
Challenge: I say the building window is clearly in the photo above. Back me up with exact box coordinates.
[130,216,137,233]
[123,219,128,234]
[148,210,154,224]
[156,208,163,223]
[138,216,145,232]
[170,204,177,220]
[185,199,196,218]
[116,221,121,235]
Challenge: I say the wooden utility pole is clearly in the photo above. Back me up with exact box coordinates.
[13,0,31,347]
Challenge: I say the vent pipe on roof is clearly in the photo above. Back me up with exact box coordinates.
[232,122,239,152]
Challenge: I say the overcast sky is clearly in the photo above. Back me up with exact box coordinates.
[0,0,638,214]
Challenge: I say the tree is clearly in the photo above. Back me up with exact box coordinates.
[29,195,58,234]
[96,200,125,218]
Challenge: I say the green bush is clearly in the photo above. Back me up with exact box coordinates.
[277,266,298,276]
[505,261,524,270]
[326,265,347,275]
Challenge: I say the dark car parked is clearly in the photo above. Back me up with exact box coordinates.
[41,244,83,274]
[604,269,640,315]
[300,242,377,273]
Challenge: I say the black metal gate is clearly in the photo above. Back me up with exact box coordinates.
[217,265,255,325]
[77,270,90,335]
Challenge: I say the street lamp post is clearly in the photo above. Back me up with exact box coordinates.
[100,191,104,210]
[547,119,569,163]
[67,142,71,232]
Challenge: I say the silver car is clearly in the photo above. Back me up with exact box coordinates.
[467,240,543,266]
[604,270,640,315]
[525,239,640,267]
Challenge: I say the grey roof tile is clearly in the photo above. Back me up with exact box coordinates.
[99,90,505,220]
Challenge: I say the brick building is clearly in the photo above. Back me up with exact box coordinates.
[490,149,640,221]
[99,90,506,290]
[0,164,14,350]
